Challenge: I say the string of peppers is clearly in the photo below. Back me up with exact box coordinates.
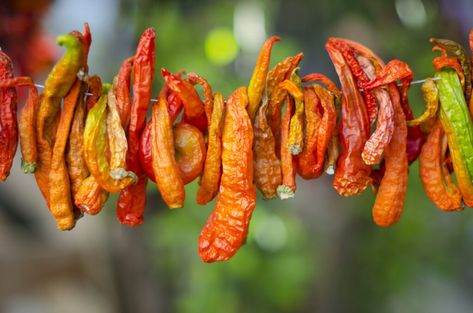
[1,23,473,263]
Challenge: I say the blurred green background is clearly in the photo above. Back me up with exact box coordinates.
[1,0,473,312]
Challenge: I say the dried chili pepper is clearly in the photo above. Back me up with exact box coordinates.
[297,86,322,179]
[48,79,81,230]
[430,37,472,101]
[329,38,378,127]
[0,51,18,181]
[372,83,408,227]
[75,176,110,215]
[138,121,155,182]
[247,36,280,121]
[267,53,304,154]
[326,41,371,196]
[117,28,155,226]
[301,73,341,174]
[113,56,134,129]
[407,78,439,127]
[419,121,462,211]
[432,47,465,88]
[0,77,39,174]
[151,96,185,209]
[161,68,207,132]
[277,96,296,199]
[35,33,84,203]
[287,69,305,155]
[197,92,224,205]
[312,84,337,172]
[253,98,281,198]
[187,72,214,123]
[198,87,256,262]
[357,55,394,166]
[436,69,473,206]
[83,85,136,193]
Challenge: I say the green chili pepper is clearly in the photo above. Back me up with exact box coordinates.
[430,38,472,101]
[436,69,473,207]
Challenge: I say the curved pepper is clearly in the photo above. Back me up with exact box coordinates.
[198,87,256,262]
[407,78,439,127]
[197,92,224,205]
[436,69,473,206]
[247,36,280,121]
[419,121,462,211]
[173,122,206,184]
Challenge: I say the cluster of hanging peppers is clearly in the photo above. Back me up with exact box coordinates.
[0,23,472,262]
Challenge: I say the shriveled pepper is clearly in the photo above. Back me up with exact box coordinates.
[187,72,214,123]
[430,37,472,101]
[287,69,305,155]
[297,86,322,179]
[48,79,82,230]
[161,68,207,132]
[253,98,281,198]
[357,55,394,166]
[117,28,155,226]
[277,96,296,199]
[0,51,18,181]
[0,76,39,174]
[432,47,465,88]
[198,87,256,262]
[35,33,84,204]
[83,85,136,193]
[326,41,371,196]
[247,36,280,121]
[436,69,473,206]
[113,56,134,129]
[419,121,462,211]
[372,83,408,227]
[151,96,185,209]
[197,92,224,205]
[407,78,439,127]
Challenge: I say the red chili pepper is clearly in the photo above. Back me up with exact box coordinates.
[161,68,207,132]
[116,28,155,226]
[113,56,134,129]
[0,50,18,181]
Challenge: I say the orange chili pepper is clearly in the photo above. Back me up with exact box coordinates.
[197,92,224,205]
[173,122,206,184]
[187,72,214,123]
[287,69,305,155]
[247,36,280,121]
[49,79,82,230]
[253,98,281,198]
[326,41,371,196]
[75,176,110,215]
[432,46,465,88]
[372,83,408,227]
[419,121,462,211]
[151,96,185,209]
[277,95,296,199]
[357,55,395,166]
[296,86,321,179]
[267,53,304,155]
[198,87,256,262]
[113,56,134,129]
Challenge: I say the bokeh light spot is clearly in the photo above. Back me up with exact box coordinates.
[205,27,239,65]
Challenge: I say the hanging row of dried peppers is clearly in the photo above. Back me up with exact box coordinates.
[1,24,473,262]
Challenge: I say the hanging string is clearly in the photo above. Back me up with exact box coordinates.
[32,77,441,103]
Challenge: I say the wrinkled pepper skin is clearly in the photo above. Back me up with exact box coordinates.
[35,33,84,204]
[436,70,473,206]
[407,78,439,127]
[247,36,280,121]
[372,84,408,227]
[49,80,81,230]
[197,93,224,205]
[114,56,134,129]
[0,51,18,181]
[326,42,371,196]
[117,28,155,226]
[198,87,256,262]
[253,99,281,199]
[277,96,296,199]
[151,96,185,209]
[419,121,462,211]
